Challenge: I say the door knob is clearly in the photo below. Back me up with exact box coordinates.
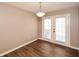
[53,29,55,32]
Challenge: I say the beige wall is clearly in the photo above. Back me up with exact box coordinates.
[38,7,79,48]
[38,18,42,37]
[0,3,38,54]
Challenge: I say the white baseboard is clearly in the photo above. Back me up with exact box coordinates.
[0,39,38,57]
[39,38,79,51]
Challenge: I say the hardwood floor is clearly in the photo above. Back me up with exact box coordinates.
[3,39,79,57]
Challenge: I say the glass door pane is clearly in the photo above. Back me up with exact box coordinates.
[43,18,51,39]
[56,17,66,42]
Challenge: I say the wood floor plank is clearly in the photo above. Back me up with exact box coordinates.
[3,39,79,57]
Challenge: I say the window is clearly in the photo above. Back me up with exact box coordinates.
[43,18,51,39]
[56,17,66,42]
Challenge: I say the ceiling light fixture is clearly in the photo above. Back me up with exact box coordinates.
[36,2,45,17]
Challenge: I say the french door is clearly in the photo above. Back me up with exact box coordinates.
[42,14,70,46]
[42,17,51,39]
[53,14,70,46]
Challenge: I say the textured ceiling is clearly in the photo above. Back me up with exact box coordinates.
[8,2,79,13]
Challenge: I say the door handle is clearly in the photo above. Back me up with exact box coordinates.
[53,29,55,32]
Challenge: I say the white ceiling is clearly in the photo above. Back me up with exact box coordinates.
[8,2,79,13]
